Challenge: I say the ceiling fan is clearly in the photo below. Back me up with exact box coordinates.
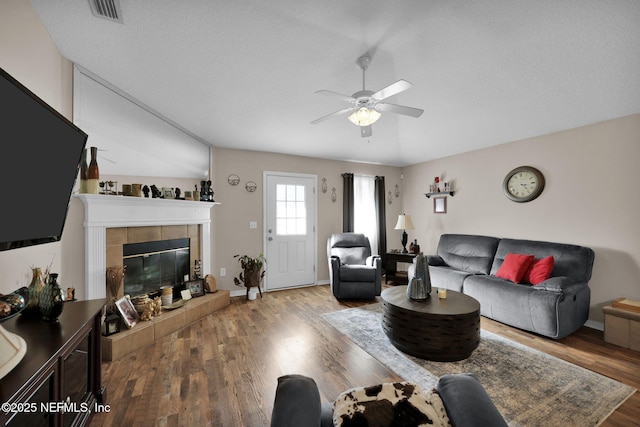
[311,55,424,137]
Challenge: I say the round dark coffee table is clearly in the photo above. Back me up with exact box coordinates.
[381,286,480,361]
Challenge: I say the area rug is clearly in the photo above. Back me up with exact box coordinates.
[321,304,636,427]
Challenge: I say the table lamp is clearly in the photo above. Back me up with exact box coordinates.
[394,214,415,253]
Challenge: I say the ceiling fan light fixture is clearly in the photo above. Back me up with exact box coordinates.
[348,107,381,127]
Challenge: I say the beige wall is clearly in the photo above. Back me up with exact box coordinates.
[402,113,640,323]
[0,0,74,294]
[211,148,404,293]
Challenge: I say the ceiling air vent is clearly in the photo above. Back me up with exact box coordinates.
[88,0,123,24]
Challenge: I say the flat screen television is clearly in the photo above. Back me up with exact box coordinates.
[0,68,88,251]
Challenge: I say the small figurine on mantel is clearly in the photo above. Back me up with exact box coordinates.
[150,185,162,198]
[142,185,150,198]
[199,180,215,202]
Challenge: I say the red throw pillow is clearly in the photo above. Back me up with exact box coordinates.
[523,256,554,285]
[495,253,535,283]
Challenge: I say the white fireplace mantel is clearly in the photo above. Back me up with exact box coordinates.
[76,194,219,299]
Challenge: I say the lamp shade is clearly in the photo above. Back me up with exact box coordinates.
[348,107,381,127]
[394,214,414,230]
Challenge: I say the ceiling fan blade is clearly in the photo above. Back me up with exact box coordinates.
[377,102,424,118]
[360,125,372,138]
[315,90,355,102]
[310,107,355,124]
[371,79,412,101]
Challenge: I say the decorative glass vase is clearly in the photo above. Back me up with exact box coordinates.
[86,146,99,194]
[414,253,432,296]
[39,273,65,322]
[23,267,45,317]
[407,277,428,301]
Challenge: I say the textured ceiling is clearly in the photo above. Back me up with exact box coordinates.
[30,0,640,166]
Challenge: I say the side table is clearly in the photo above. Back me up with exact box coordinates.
[603,304,640,351]
[384,252,416,285]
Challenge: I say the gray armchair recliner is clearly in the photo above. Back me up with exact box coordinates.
[327,233,381,299]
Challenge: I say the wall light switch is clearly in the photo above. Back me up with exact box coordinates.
[220,268,226,276]
[249,221,257,229]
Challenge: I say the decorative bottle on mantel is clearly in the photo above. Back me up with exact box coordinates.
[86,146,99,194]
[79,148,88,193]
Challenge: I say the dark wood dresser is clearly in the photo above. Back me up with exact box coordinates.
[0,299,106,427]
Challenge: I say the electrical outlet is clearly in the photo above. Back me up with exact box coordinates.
[249,221,257,229]
[220,268,226,276]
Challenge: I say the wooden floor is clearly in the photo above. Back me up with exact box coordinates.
[89,284,640,427]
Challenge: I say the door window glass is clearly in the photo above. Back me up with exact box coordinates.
[276,184,306,235]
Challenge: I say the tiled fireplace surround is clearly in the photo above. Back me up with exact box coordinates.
[105,225,200,302]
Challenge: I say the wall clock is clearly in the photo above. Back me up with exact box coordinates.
[503,166,545,203]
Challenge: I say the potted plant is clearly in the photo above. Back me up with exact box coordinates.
[233,253,266,300]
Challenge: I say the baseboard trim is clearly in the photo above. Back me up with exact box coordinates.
[585,320,604,331]
[230,282,330,298]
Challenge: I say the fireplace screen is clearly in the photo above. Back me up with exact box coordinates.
[123,238,190,297]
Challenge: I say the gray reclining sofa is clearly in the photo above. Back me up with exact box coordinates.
[409,234,595,339]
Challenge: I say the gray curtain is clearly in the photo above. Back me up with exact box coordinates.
[375,176,387,262]
[342,173,354,232]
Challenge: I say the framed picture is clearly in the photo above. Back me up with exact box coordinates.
[434,196,447,214]
[115,296,139,329]
[162,187,175,199]
[186,278,205,298]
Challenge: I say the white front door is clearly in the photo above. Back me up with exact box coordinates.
[264,172,316,290]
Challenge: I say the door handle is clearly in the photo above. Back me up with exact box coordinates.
[268,237,273,241]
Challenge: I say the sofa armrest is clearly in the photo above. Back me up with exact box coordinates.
[533,276,588,294]
[436,373,507,427]
[271,374,321,427]
[427,255,446,266]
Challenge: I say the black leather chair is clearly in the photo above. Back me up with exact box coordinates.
[327,233,381,299]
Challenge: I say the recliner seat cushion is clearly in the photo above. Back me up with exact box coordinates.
[339,264,378,282]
